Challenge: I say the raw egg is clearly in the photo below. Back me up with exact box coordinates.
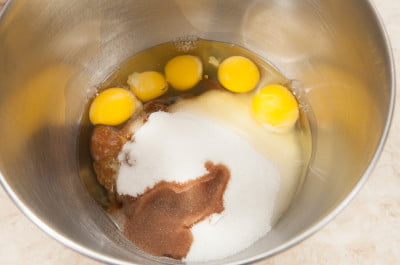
[89,88,136,126]
[165,55,203,90]
[218,56,260,93]
[252,84,299,131]
[128,71,168,102]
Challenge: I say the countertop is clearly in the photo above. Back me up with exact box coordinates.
[1,0,399,264]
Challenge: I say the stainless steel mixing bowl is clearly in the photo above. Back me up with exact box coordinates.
[0,0,394,264]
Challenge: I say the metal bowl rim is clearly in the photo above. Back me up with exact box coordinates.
[0,0,395,264]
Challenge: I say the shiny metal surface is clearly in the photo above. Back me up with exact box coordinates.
[0,0,394,264]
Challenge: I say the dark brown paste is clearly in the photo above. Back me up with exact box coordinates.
[120,162,230,259]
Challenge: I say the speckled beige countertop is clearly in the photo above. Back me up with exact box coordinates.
[1,0,399,264]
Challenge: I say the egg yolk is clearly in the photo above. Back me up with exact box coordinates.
[165,55,203,90]
[89,88,136,126]
[252,84,299,131]
[128,71,168,102]
[218,56,260,93]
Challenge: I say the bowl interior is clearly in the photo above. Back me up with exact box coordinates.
[0,0,393,264]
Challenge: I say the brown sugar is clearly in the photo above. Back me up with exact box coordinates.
[90,125,126,161]
[120,162,230,259]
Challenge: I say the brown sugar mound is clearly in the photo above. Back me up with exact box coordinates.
[121,162,230,259]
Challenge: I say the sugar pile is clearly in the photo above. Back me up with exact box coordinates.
[117,111,280,261]
[169,90,304,223]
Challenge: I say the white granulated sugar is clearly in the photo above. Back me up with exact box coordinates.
[117,111,280,261]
